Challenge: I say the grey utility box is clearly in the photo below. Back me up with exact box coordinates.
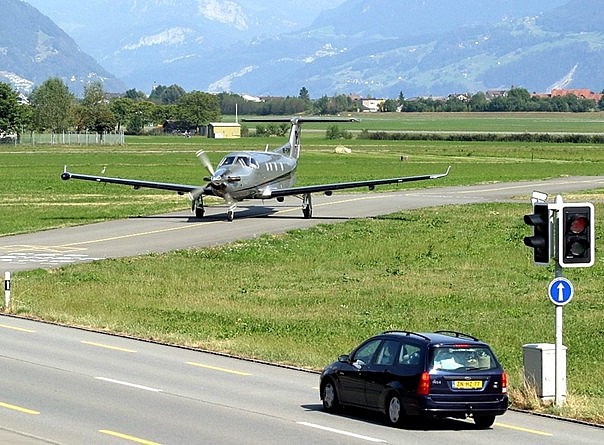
[522,343,566,401]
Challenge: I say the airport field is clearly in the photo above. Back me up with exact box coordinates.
[1,112,603,423]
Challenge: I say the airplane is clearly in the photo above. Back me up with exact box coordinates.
[61,117,450,221]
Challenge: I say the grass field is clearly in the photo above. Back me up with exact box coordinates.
[1,112,603,423]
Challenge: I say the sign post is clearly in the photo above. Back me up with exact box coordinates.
[548,274,573,407]
[4,271,10,311]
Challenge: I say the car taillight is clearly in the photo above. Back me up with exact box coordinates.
[501,371,508,394]
[417,371,430,395]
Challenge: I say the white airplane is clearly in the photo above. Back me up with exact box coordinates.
[61,117,450,221]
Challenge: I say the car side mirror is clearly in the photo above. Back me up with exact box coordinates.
[352,359,366,370]
[338,354,350,363]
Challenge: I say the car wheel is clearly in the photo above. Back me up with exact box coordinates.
[385,394,404,427]
[474,415,496,429]
[322,380,340,413]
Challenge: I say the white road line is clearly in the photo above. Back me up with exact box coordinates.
[297,422,387,443]
[95,377,162,393]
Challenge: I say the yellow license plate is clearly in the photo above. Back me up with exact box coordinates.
[453,380,482,389]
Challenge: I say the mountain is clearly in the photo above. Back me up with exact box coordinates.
[9,0,604,97]
[0,0,126,95]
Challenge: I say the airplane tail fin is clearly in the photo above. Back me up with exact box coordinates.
[242,117,357,160]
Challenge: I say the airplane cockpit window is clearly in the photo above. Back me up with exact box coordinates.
[219,156,257,169]
[218,156,236,167]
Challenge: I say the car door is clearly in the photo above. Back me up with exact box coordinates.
[364,339,402,409]
[337,338,382,407]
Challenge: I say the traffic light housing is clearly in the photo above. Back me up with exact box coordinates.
[558,203,594,268]
[523,202,551,265]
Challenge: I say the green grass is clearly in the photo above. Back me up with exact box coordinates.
[2,112,604,423]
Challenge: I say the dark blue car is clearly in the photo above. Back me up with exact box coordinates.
[320,330,509,428]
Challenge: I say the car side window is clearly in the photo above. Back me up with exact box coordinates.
[374,340,400,366]
[352,339,382,365]
[398,343,422,367]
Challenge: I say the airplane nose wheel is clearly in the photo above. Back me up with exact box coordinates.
[302,193,313,219]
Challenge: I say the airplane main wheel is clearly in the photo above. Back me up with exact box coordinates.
[195,207,205,218]
[302,194,313,219]
[227,209,234,222]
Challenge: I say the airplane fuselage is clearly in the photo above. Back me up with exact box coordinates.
[205,151,297,200]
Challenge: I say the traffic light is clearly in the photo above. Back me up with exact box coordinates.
[523,202,551,265]
[559,203,594,268]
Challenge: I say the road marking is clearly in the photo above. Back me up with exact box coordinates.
[99,429,161,445]
[81,340,136,353]
[95,377,162,393]
[0,323,35,333]
[186,361,252,376]
[496,421,553,436]
[298,422,387,443]
[0,401,40,415]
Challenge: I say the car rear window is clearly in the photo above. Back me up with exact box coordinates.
[429,346,498,371]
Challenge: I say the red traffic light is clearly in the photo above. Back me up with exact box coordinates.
[559,203,595,268]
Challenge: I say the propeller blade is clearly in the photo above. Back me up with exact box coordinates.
[196,150,214,176]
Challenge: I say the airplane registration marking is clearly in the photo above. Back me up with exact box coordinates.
[186,361,252,376]
[81,340,136,353]
[0,401,40,415]
[495,422,553,436]
[0,323,35,333]
[99,429,161,445]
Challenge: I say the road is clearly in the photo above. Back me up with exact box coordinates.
[0,316,602,444]
[2,176,603,271]
[1,177,604,443]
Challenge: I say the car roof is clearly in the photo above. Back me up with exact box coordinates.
[379,330,488,346]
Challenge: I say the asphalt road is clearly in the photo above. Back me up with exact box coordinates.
[0,316,602,445]
[2,176,603,271]
[1,177,604,443]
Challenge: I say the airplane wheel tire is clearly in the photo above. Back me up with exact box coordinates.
[227,210,234,222]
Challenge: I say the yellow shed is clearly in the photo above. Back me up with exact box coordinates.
[208,122,241,139]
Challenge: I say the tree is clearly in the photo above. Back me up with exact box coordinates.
[79,81,117,134]
[177,91,220,133]
[29,78,74,133]
[0,82,29,140]
[150,84,186,105]
[299,87,310,101]
[110,97,134,132]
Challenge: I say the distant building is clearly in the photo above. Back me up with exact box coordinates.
[550,88,602,101]
[208,122,241,139]
[360,98,385,112]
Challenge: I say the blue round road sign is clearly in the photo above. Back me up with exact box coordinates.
[548,277,574,306]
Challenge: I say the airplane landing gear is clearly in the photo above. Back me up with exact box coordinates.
[227,203,237,222]
[193,197,205,218]
[302,193,313,219]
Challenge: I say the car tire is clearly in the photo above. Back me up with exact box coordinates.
[385,393,404,427]
[322,379,340,413]
[474,415,496,429]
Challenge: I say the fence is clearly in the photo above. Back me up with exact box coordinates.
[17,131,125,145]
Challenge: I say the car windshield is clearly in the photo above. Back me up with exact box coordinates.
[430,346,497,371]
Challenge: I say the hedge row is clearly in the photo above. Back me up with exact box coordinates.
[357,131,604,144]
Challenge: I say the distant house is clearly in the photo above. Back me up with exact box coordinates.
[360,98,385,112]
[549,88,603,102]
[208,122,241,139]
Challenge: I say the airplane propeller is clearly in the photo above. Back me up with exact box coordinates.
[196,149,214,176]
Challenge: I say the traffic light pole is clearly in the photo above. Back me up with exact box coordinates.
[552,195,565,407]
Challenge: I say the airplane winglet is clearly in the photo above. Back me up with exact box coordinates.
[430,165,451,179]
[61,166,71,180]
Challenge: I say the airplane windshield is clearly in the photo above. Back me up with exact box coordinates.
[218,156,258,169]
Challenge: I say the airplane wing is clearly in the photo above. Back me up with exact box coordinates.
[60,169,205,195]
[265,166,451,198]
